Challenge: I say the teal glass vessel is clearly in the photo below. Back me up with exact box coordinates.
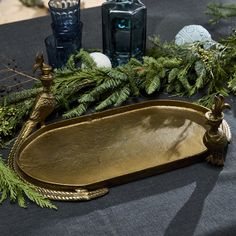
[48,0,81,39]
[45,0,83,68]
[102,0,147,66]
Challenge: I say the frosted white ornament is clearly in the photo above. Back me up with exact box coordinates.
[175,25,213,46]
[82,52,112,68]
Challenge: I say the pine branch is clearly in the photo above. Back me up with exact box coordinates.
[145,74,161,94]
[177,65,192,94]
[197,92,219,108]
[0,155,56,209]
[95,86,131,110]
[66,49,97,70]
[63,103,90,118]
[194,60,207,90]
[228,68,236,94]
[79,49,97,69]
[117,65,140,96]
[0,99,34,147]
[2,88,42,106]
[206,3,236,24]
[114,86,131,106]
[147,36,180,58]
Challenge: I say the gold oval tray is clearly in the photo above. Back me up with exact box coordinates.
[9,100,231,201]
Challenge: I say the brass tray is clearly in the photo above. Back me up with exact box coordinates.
[8,57,232,201]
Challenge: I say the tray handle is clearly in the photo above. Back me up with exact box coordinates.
[30,53,55,127]
[8,54,56,167]
[203,94,231,166]
[25,53,56,136]
[15,54,55,142]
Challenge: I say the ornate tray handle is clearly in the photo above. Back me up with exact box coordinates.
[203,94,231,166]
[8,54,56,166]
[18,53,56,141]
[31,53,55,128]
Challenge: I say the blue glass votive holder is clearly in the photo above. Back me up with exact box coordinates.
[45,22,83,68]
[48,0,81,39]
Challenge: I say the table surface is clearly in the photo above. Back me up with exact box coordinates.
[0,1,236,235]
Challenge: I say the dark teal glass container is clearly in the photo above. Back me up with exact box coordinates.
[48,0,81,39]
[45,22,83,68]
[45,0,82,68]
[102,0,147,66]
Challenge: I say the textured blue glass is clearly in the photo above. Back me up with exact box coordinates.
[46,0,82,68]
[102,0,147,66]
[45,22,83,68]
[48,0,81,39]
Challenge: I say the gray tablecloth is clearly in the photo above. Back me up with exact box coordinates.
[0,1,236,235]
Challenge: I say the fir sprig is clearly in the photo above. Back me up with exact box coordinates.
[0,154,56,209]
[63,66,137,118]
[206,3,236,24]
[0,99,34,148]
[3,88,42,106]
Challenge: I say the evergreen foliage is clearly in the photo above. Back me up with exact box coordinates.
[3,88,42,106]
[0,154,56,209]
[0,99,34,148]
[206,3,236,24]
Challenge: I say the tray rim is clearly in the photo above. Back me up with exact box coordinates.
[8,99,231,200]
[15,99,208,185]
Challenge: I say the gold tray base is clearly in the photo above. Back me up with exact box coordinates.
[9,100,231,200]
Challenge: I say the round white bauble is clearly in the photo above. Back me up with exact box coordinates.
[175,25,213,46]
[82,52,112,68]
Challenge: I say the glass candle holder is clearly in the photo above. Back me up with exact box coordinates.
[48,0,81,39]
[102,0,147,66]
[45,22,83,68]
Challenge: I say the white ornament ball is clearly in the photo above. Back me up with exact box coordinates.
[175,25,213,46]
[87,52,112,68]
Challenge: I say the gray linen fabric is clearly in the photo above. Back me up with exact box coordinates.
[0,1,236,235]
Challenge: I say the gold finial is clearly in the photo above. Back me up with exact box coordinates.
[33,53,54,92]
[210,94,231,120]
[203,94,231,166]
